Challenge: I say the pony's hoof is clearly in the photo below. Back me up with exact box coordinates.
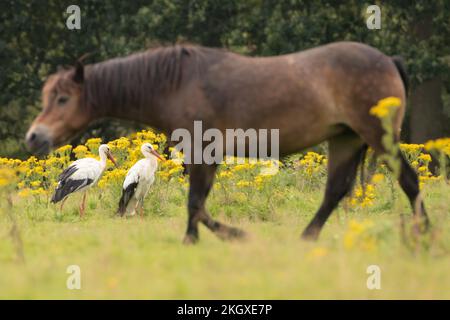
[183,234,199,245]
[301,229,320,241]
[215,226,248,242]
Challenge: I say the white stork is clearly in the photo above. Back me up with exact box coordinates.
[117,143,164,217]
[51,144,117,216]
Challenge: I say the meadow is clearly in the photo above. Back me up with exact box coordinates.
[1,129,449,299]
[1,98,450,299]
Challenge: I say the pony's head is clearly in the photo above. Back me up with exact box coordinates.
[25,61,90,155]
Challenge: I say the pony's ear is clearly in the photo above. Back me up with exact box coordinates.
[73,60,84,84]
[72,52,93,84]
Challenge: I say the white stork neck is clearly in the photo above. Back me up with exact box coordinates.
[143,151,152,159]
[143,149,158,159]
[99,151,108,166]
[143,151,158,166]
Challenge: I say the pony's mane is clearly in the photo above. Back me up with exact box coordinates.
[82,45,228,116]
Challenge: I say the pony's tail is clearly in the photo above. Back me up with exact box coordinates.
[392,56,409,93]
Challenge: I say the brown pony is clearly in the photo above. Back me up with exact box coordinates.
[25,42,429,243]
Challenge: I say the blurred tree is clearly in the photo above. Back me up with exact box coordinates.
[405,2,448,143]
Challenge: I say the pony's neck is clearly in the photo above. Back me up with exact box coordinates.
[82,47,190,131]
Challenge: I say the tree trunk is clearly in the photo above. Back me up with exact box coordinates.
[409,77,444,143]
[408,6,445,144]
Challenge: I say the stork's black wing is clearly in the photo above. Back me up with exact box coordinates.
[51,164,93,203]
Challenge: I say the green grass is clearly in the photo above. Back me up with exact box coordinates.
[0,172,449,299]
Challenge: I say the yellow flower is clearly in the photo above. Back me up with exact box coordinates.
[349,183,376,208]
[370,96,401,118]
[418,166,427,173]
[232,163,253,171]
[31,187,46,195]
[371,173,384,184]
[236,180,252,187]
[0,168,16,187]
[157,171,170,181]
[34,166,44,175]
[55,145,72,154]
[86,138,102,145]
[425,138,450,156]
[168,167,183,176]
[297,152,326,176]
[219,171,232,178]
[85,138,102,152]
[306,247,328,261]
[418,153,432,162]
[107,277,119,289]
[18,188,31,197]
[73,145,89,159]
[112,137,130,150]
[30,180,41,188]
[343,219,376,252]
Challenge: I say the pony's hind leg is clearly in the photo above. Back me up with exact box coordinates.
[302,132,367,241]
[184,164,246,244]
[353,121,430,232]
[398,153,430,232]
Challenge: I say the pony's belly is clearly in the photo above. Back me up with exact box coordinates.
[216,122,342,159]
[278,123,345,156]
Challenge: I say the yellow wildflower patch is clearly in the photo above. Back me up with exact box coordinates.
[370,96,401,118]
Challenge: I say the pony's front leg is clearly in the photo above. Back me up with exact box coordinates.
[184,164,247,244]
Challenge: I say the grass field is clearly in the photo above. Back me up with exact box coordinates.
[1,164,449,299]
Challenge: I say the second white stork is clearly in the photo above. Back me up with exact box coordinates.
[51,144,117,216]
[117,143,164,217]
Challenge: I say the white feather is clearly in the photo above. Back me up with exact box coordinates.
[70,158,105,185]
[54,144,111,198]
[121,145,159,215]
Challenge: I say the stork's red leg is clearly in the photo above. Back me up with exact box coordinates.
[60,197,68,212]
[133,202,139,218]
[79,192,87,217]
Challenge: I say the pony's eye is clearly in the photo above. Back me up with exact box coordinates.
[57,96,69,106]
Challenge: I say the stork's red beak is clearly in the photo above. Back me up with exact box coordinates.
[107,151,118,167]
[151,149,165,161]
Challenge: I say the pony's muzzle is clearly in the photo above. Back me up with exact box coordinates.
[25,124,52,156]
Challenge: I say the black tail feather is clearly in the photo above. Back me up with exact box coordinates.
[50,178,92,204]
[117,182,137,216]
[51,189,65,203]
